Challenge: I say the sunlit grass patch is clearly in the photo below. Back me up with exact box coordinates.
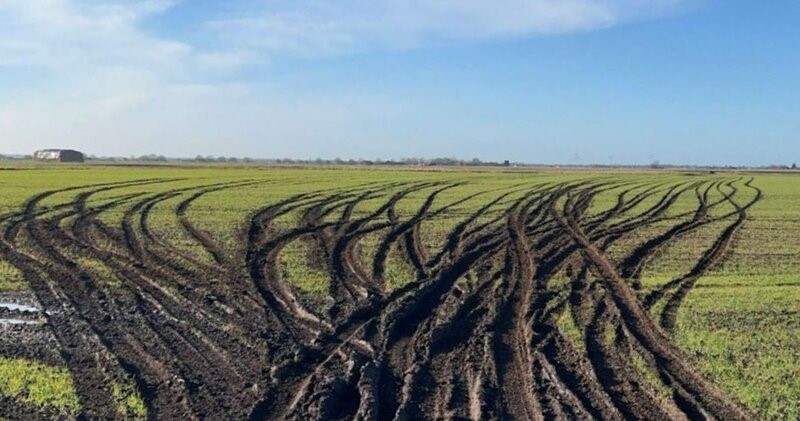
[0,357,80,414]
[279,238,330,295]
[676,280,800,419]
[112,380,147,419]
[0,260,26,291]
[555,309,583,345]
[76,257,122,288]
[384,245,417,291]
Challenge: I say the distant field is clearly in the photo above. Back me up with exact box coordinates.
[0,165,798,419]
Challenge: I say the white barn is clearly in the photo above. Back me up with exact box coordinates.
[33,149,85,163]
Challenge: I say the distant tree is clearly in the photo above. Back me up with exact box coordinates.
[650,160,661,169]
[793,163,797,170]
[429,157,458,166]
[137,154,167,162]
[503,160,511,167]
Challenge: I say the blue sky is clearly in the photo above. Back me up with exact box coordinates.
[1,0,799,165]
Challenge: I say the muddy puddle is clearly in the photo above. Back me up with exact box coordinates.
[0,302,39,313]
[0,292,43,326]
[0,319,39,325]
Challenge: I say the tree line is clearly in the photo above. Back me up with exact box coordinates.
[102,155,514,167]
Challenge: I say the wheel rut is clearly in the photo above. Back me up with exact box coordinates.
[0,176,760,420]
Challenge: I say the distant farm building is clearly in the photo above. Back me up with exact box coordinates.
[33,149,85,163]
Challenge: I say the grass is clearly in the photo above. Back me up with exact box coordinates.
[0,261,26,291]
[0,164,798,417]
[675,275,800,419]
[555,308,583,345]
[76,257,123,288]
[384,244,418,291]
[0,357,80,414]
[279,238,331,296]
[112,380,147,419]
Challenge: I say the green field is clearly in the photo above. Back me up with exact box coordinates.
[0,164,798,419]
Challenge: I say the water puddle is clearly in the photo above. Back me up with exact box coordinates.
[0,302,39,313]
[0,319,39,325]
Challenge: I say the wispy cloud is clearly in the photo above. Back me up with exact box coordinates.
[0,0,691,157]
[0,0,691,71]
[208,0,688,56]
[0,0,189,67]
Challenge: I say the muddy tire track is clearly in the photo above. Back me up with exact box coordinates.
[0,176,762,420]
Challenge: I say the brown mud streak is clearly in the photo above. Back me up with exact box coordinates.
[552,195,752,420]
[21,181,283,418]
[0,180,191,416]
[24,186,209,418]
[657,178,762,332]
[0,176,766,420]
[0,180,191,419]
[492,210,542,420]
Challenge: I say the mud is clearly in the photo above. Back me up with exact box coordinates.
[0,177,760,420]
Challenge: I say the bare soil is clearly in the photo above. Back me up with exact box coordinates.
[0,177,760,420]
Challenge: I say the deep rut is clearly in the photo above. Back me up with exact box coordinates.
[0,176,760,420]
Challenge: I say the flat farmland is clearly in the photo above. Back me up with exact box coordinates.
[0,165,798,420]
